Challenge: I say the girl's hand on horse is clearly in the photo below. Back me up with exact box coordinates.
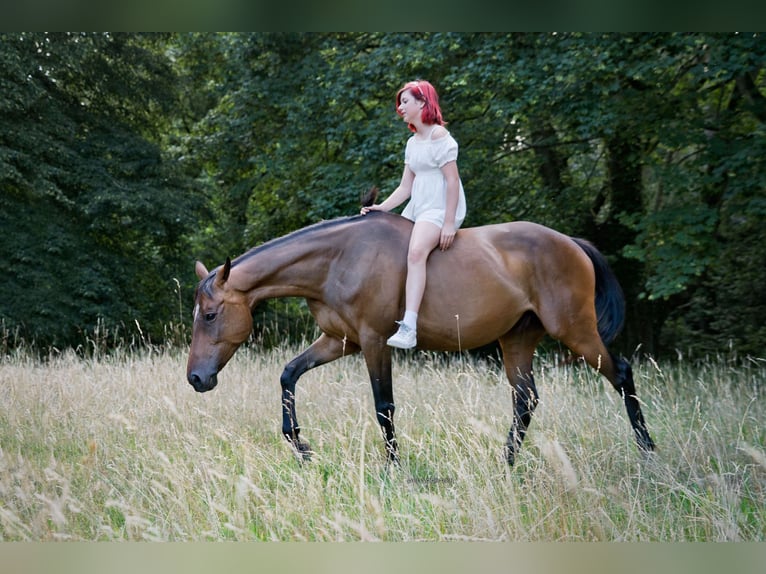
[439,226,456,250]
[361,204,382,215]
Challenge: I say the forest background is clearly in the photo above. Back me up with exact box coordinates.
[1,32,764,359]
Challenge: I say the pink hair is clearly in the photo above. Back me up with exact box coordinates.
[395,79,445,133]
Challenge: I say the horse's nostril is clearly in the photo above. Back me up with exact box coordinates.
[188,371,217,392]
[188,372,204,390]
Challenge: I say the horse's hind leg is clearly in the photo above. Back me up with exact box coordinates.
[568,337,655,453]
[498,313,546,466]
[280,333,360,459]
[607,352,655,452]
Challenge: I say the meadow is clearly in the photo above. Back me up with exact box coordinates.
[0,340,764,541]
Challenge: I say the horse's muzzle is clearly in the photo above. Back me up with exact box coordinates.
[187,371,218,393]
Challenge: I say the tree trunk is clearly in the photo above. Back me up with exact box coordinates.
[590,133,658,355]
[530,119,567,196]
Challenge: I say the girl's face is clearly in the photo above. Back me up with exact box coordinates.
[397,89,424,124]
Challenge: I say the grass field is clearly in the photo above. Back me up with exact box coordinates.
[0,342,764,541]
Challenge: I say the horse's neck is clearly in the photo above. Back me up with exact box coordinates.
[230,215,407,308]
[231,236,328,306]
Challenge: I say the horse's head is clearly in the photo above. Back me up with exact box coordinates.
[186,258,253,393]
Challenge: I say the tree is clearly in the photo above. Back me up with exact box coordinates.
[3,32,764,357]
[0,33,204,347]
[175,32,766,357]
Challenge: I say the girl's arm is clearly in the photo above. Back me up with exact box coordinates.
[438,160,460,250]
[361,165,415,214]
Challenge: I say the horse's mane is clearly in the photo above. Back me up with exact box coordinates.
[233,186,381,267]
[360,186,379,207]
[198,188,385,297]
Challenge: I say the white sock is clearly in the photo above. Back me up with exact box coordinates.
[402,310,418,331]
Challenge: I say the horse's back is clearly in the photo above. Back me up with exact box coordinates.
[460,220,578,255]
[379,220,577,348]
[332,215,596,350]
[433,220,589,288]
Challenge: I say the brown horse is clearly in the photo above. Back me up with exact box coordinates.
[186,212,655,465]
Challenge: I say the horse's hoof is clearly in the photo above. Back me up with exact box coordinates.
[293,441,313,462]
[504,446,516,467]
[636,430,656,453]
[386,453,401,468]
[283,432,313,462]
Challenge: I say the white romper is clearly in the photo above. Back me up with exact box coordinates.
[400,126,467,230]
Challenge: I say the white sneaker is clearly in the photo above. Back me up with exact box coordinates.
[387,321,417,349]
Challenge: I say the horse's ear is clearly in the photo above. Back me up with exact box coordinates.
[215,257,232,287]
[195,261,209,280]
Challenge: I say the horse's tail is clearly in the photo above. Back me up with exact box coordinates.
[571,237,626,345]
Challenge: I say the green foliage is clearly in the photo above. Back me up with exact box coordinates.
[1,32,764,357]
[621,206,719,300]
[0,33,205,347]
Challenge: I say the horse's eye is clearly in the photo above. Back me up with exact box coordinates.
[204,313,217,322]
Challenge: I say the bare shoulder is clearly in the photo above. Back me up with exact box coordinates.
[431,125,449,140]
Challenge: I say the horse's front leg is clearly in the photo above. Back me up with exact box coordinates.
[362,342,398,464]
[498,325,545,466]
[280,333,359,460]
[508,377,539,466]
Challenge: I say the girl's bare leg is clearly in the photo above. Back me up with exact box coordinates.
[404,221,442,317]
[387,221,442,348]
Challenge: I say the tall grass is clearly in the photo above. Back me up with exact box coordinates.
[0,343,763,541]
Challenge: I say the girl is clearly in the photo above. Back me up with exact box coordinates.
[361,79,467,349]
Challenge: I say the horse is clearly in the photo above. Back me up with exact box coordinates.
[186,211,655,466]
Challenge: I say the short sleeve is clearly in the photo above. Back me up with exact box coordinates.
[404,136,413,165]
[432,134,459,167]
